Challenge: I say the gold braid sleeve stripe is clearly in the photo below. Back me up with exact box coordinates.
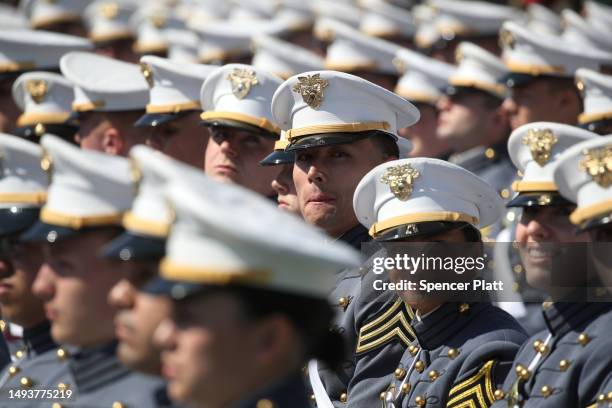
[356,298,415,354]
[446,360,496,408]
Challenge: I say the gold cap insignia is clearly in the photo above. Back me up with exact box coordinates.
[139,62,154,88]
[575,78,585,97]
[128,157,142,194]
[26,80,48,104]
[579,145,612,188]
[40,148,53,184]
[454,48,464,63]
[226,68,259,100]
[100,2,119,20]
[522,128,557,167]
[150,14,166,28]
[380,164,420,201]
[292,73,329,109]
[392,57,406,74]
[499,29,515,50]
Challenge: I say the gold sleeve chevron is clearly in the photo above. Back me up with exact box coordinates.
[355,298,415,354]
[446,360,496,408]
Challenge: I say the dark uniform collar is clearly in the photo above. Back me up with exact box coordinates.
[69,341,131,393]
[337,224,371,251]
[449,140,509,171]
[22,320,56,357]
[542,301,612,339]
[412,302,485,350]
[233,372,311,408]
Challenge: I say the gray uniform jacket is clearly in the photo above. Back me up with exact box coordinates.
[41,341,168,408]
[318,225,415,407]
[382,302,527,408]
[235,372,313,408]
[492,302,612,408]
[0,320,62,408]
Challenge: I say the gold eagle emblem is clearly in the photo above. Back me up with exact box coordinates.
[522,128,557,166]
[292,74,329,109]
[380,164,421,201]
[226,68,259,100]
[580,145,612,188]
[26,80,48,104]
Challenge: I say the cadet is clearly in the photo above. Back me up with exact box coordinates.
[191,19,290,65]
[22,135,165,407]
[251,34,325,80]
[393,47,454,159]
[437,42,514,208]
[0,29,92,134]
[0,135,50,405]
[272,70,419,406]
[314,18,400,90]
[359,0,416,47]
[354,157,527,408]
[150,170,360,408]
[499,21,612,131]
[12,71,79,142]
[23,0,89,36]
[200,64,282,199]
[60,51,151,155]
[491,124,606,408]
[102,146,204,406]
[554,136,612,407]
[261,132,299,215]
[83,0,139,63]
[417,0,523,63]
[575,68,612,135]
[135,56,216,168]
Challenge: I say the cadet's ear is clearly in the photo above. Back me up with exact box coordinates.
[101,126,126,156]
[557,86,582,115]
[251,315,299,367]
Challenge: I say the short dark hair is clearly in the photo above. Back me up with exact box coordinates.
[368,131,399,159]
[226,285,345,371]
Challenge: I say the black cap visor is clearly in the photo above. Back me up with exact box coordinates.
[134,111,195,128]
[0,207,41,237]
[506,192,571,208]
[100,231,166,261]
[20,221,82,243]
[285,131,396,152]
[201,118,279,140]
[260,149,295,166]
[142,276,208,300]
[374,221,481,242]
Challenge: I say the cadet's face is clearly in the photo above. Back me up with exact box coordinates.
[150,113,209,169]
[436,91,491,146]
[0,79,20,133]
[271,163,300,215]
[204,127,280,197]
[108,261,171,375]
[516,206,591,291]
[155,293,257,406]
[293,139,386,237]
[0,241,46,328]
[399,103,447,158]
[33,231,131,347]
[589,225,612,288]
[74,112,110,151]
[503,81,558,131]
[391,228,469,313]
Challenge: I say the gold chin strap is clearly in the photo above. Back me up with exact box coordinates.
[40,208,123,230]
[285,121,390,141]
[369,212,479,238]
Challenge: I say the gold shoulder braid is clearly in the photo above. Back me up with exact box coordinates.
[356,298,415,354]
[446,360,496,408]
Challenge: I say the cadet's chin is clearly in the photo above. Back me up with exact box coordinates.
[117,341,161,376]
